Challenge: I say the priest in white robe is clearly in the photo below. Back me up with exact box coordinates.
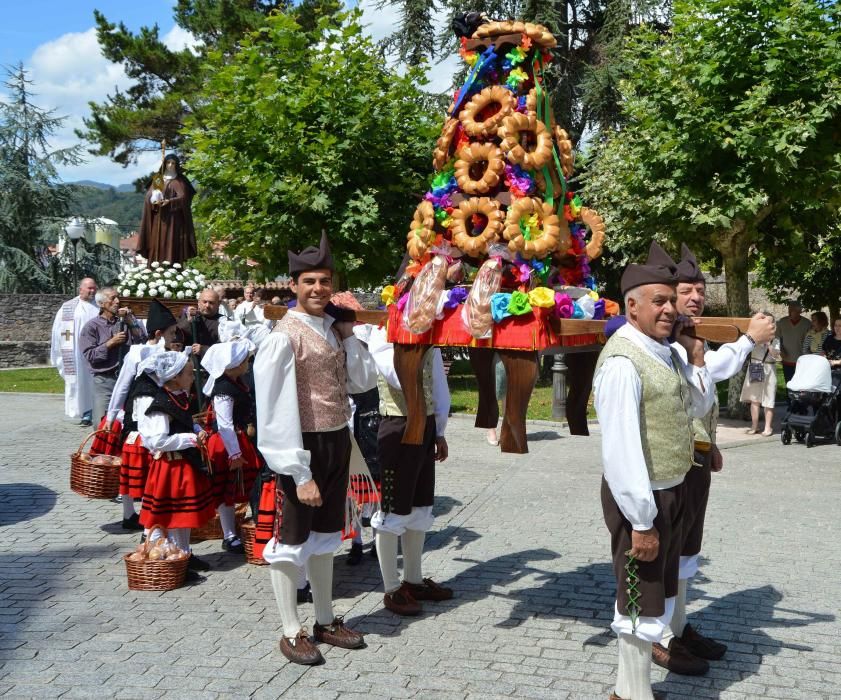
[50,278,99,423]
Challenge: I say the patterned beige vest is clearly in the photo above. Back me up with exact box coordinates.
[597,334,694,481]
[275,314,350,432]
[378,349,435,418]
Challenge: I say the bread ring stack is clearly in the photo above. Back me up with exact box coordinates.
[454,142,505,195]
[450,197,505,258]
[406,201,437,260]
[579,207,606,261]
[459,86,516,138]
[499,112,553,171]
[503,197,568,259]
[554,126,575,179]
[433,119,460,171]
[472,21,557,49]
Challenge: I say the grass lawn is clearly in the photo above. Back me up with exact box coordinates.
[0,367,63,394]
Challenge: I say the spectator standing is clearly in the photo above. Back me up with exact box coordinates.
[79,287,147,424]
[178,288,223,358]
[802,311,831,355]
[775,300,811,384]
[822,318,841,368]
[740,328,782,436]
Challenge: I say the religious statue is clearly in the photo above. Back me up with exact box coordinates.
[137,153,198,264]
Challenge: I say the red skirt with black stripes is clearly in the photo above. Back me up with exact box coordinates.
[253,477,282,561]
[90,417,123,456]
[139,454,216,529]
[206,430,261,507]
[119,434,150,499]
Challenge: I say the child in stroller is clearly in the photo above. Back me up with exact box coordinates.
[780,354,841,447]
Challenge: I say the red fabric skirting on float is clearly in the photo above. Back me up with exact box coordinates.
[206,431,261,507]
[139,455,216,530]
[386,304,598,350]
[90,417,123,456]
[119,436,150,499]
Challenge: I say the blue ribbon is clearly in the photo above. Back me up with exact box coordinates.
[449,45,498,117]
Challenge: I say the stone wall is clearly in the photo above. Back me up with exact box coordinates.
[0,294,66,342]
[0,341,51,369]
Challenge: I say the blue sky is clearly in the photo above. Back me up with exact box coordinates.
[1,1,455,188]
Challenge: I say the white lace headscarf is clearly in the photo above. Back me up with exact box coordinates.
[200,339,254,396]
[137,349,191,387]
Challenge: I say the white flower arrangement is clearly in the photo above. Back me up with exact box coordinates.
[117,261,208,300]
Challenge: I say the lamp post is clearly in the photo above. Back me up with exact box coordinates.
[65,218,85,291]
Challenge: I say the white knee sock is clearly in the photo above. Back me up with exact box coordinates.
[121,496,136,519]
[616,633,654,700]
[269,562,303,638]
[307,553,335,627]
[217,504,237,540]
[401,529,425,585]
[375,530,400,594]
[169,528,190,553]
[670,579,688,639]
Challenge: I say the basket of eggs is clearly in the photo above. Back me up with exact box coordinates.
[70,430,122,499]
[124,524,190,591]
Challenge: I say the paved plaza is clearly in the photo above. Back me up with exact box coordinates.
[1,393,839,699]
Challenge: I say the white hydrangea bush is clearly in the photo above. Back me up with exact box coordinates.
[118,260,207,300]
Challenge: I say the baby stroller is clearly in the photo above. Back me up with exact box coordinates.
[780,354,841,447]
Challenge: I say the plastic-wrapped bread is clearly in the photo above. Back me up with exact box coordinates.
[462,259,502,339]
[404,255,448,334]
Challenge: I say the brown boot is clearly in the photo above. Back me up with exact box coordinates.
[404,577,453,601]
[383,581,422,616]
[312,616,365,649]
[679,623,727,660]
[652,637,709,676]
[279,629,323,665]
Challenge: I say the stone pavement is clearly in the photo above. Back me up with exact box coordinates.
[1,393,839,700]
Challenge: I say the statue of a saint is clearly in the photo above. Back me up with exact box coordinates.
[137,153,197,264]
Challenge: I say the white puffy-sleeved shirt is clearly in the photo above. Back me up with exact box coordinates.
[672,334,754,384]
[105,342,165,423]
[366,325,451,437]
[594,322,715,531]
[254,310,377,488]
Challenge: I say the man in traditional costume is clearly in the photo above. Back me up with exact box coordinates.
[365,325,452,615]
[137,153,197,265]
[594,242,715,700]
[254,232,377,665]
[652,245,776,675]
[50,278,99,425]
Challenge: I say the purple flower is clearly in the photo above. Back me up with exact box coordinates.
[444,287,469,309]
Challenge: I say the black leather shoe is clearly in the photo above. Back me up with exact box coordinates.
[652,638,709,676]
[346,542,363,566]
[222,536,244,554]
[187,554,211,571]
[121,513,143,531]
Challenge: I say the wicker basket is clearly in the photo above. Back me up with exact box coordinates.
[124,524,189,591]
[240,519,267,566]
[70,431,122,499]
[190,502,248,543]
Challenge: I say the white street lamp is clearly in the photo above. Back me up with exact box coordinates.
[65,218,85,291]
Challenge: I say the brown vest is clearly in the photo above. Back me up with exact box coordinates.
[276,314,350,432]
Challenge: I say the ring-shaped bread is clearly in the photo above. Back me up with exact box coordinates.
[499,112,553,171]
[579,207,606,261]
[450,197,505,258]
[459,86,516,138]
[503,196,566,259]
[432,118,460,171]
[406,201,437,260]
[554,125,575,179]
[454,142,506,195]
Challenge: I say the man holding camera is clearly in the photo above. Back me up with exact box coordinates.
[80,287,147,425]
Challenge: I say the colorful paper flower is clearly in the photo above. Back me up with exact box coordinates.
[571,301,584,319]
[554,293,574,318]
[528,287,555,308]
[508,291,532,316]
[381,285,396,307]
[491,293,513,323]
[593,299,606,320]
[444,287,469,309]
[577,295,595,319]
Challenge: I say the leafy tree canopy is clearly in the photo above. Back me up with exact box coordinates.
[184,9,440,287]
[79,0,341,168]
[582,0,841,315]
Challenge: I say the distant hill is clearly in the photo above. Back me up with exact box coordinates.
[69,184,145,232]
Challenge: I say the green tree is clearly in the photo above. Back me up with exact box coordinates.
[79,0,341,168]
[184,10,440,287]
[582,0,841,411]
[0,65,81,292]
